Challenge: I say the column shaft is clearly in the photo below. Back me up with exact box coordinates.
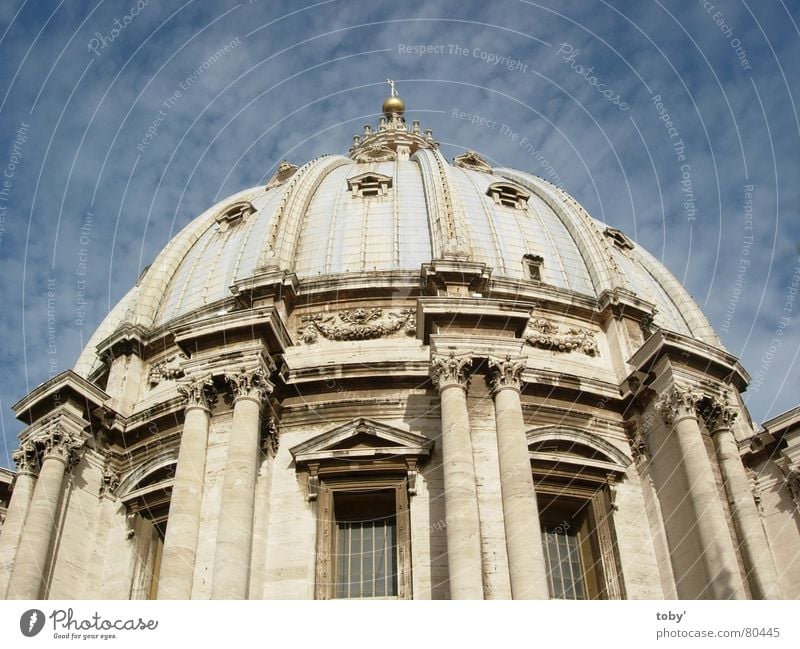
[713,426,782,598]
[493,386,549,599]
[0,472,37,597]
[211,396,261,599]
[157,404,211,599]
[439,384,484,599]
[673,415,745,599]
[6,456,67,599]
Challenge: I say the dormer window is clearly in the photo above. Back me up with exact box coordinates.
[523,254,544,282]
[486,181,530,209]
[215,200,255,231]
[604,227,635,251]
[347,172,393,198]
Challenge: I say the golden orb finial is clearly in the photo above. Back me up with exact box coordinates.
[383,78,404,115]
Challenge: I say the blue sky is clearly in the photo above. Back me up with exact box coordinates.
[0,0,798,466]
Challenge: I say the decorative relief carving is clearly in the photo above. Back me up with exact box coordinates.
[261,417,279,457]
[524,318,599,356]
[453,150,492,173]
[701,393,739,432]
[100,466,121,498]
[353,142,397,163]
[624,422,648,464]
[148,352,188,386]
[655,384,703,426]
[32,425,84,465]
[746,468,763,514]
[297,308,415,344]
[265,160,299,190]
[487,355,526,393]
[780,463,800,508]
[430,352,473,391]
[177,374,217,410]
[224,367,273,403]
[12,439,40,474]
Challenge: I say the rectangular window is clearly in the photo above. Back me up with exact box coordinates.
[538,492,616,600]
[314,478,411,599]
[334,490,398,598]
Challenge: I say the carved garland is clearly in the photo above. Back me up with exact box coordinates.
[524,318,599,356]
[297,308,416,344]
[149,352,188,386]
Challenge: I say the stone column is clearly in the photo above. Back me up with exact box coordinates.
[704,396,783,599]
[157,375,216,599]
[0,441,39,597]
[487,356,549,599]
[656,385,745,599]
[430,352,483,599]
[7,426,83,600]
[211,367,273,599]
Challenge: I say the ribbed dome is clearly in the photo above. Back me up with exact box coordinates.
[74,109,718,377]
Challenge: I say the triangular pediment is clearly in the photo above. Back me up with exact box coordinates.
[290,418,433,465]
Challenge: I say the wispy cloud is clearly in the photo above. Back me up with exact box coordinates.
[0,0,798,465]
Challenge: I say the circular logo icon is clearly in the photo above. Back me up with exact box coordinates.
[20,609,45,637]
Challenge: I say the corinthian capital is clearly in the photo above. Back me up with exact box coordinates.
[34,424,84,465]
[655,384,702,426]
[487,355,526,393]
[12,439,40,475]
[224,366,273,403]
[701,393,739,433]
[430,352,473,392]
[177,374,217,410]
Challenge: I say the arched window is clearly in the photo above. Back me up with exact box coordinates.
[118,455,177,599]
[527,427,630,600]
[486,181,531,209]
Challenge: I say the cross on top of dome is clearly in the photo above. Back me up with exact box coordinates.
[348,80,437,162]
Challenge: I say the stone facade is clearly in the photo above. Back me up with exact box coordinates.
[1,88,798,600]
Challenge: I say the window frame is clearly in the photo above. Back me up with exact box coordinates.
[314,475,412,600]
[527,427,629,600]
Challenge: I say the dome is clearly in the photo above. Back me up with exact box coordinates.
[74,97,717,378]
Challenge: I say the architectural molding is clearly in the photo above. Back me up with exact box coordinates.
[487,355,526,394]
[297,308,415,344]
[702,393,739,433]
[265,160,299,190]
[31,424,84,466]
[177,374,217,411]
[655,384,703,426]
[224,367,273,404]
[453,150,492,173]
[11,439,39,475]
[430,351,473,391]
